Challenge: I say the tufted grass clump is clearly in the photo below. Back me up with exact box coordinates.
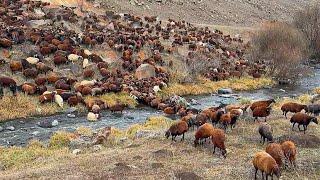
[160,76,274,98]
[85,92,138,108]
[49,131,77,149]
[0,93,62,122]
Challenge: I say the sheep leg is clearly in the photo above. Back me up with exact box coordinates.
[265,173,268,180]
[213,145,216,154]
[292,122,296,130]
[264,117,267,122]
[261,171,264,180]
[254,168,258,180]
[285,112,287,119]
[303,125,307,134]
[181,133,184,141]
[298,125,302,131]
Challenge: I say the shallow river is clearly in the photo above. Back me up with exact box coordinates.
[0,68,319,147]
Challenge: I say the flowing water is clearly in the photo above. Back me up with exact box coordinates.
[0,68,319,147]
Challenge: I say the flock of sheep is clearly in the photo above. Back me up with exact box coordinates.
[164,99,318,179]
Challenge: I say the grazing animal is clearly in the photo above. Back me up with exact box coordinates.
[281,141,297,167]
[250,99,275,111]
[194,123,215,146]
[165,120,189,141]
[211,110,224,125]
[26,57,39,65]
[181,113,196,127]
[252,151,281,180]
[258,123,273,144]
[219,112,238,131]
[0,77,17,95]
[195,112,209,128]
[87,112,100,121]
[54,93,64,108]
[265,143,285,167]
[305,104,320,116]
[109,102,126,113]
[9,61,23,73]
[281,102,307,118]
[39,92,55,103]
[21,83,37,95]
[253,106,272,122]
[68,54,83,62]
[91,104,101,114]
[23,68,38,79]
[211,128,227,158]
[290,112,318,133]
[164,106,176,115]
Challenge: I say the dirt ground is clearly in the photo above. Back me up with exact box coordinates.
[98,0,318,26]
[1,112,319,179]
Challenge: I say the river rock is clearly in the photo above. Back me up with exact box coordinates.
[6,126,15,131]
[67,114,76,118]
[72,149,81,155]
[0,126,3,132]
[65,107,78,113]
[135,64,156,80]
[31,131,40,136]
[37,119,59,128]
[218,88,233,94]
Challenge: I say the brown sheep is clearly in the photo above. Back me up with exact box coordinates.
[35,76,47,86]
[165,120,189,141]
[258,123,273,144]
[253,106,272,122]
[181,113,195,127]
[250,99,276,111]
[290,112,318,133]
[195,112,208,128]
[39,92,55,103]
[67,95,83,107]
[109,102,126,113]
[252,151,281,180]
[219,112,238,131]
[9,61,23,73]
[211,128,227,158]
[47,73,60,84]
[0,38,13,48]
[36,62,52,74]
[164,106,175,115]
[281,141,297,167]
[265,143,285,167]
[53,55,68,65]
[211,110,224,125]
[194,123,215,147]
[83,69,95,78]
[23,68,38,79]
[21,83,37,95]
[281,102,307,118]
[91,104,101,114]
[81,86,92,96]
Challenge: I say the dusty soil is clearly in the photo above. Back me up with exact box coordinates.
[98,0,318,26]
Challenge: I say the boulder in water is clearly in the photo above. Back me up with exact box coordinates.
[0,126,3,132]
[6,126,15,131]
[218,88,233,94]
[38,119,59,128]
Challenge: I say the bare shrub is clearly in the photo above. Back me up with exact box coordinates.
[250,22,308,83]
[294,5,320,60]
[168,53,219,83]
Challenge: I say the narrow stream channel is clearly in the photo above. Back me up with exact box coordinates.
[0,68,319,147]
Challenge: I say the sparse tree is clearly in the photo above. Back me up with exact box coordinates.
[250,22,308,83]
[293,4,320,60]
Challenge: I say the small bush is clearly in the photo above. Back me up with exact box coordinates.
[49,131,76,149]
[294,5,320,60]
[250,22,308,83]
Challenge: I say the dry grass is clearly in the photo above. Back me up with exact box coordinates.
[0,111,319,179]
[49,131,78,149]
[313,87,320,94]
[85,92,138,108]
[159,76,274,98]
[0,93,64,122]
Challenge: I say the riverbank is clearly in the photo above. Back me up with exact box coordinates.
[0,112,319,179]
[0,77,274,123]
